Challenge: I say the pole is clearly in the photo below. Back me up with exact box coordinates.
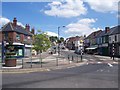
[77,55,78,63]
[80,46,83,62]
[58,27,60,56]
[112,41,115,60]
[40,51,42,68]
[68,55,70,64]
[72,55,74,61]
[56,57,58,66]
[30,40,32,68]
[22,58,23,69]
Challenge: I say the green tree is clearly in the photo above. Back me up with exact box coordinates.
[49,36,58,42]
[60,37,64,42]
[33,30,51,54]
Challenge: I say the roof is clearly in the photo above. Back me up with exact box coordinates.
[1,22,32,36]
[97,25,120,37]
[109,25,120,35]
[86,30,102,39]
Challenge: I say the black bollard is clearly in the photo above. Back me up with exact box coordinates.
[81,55,82,62]
[22,59,24,69]
[68,55,70,64]
[56,57,58,66]
[77,55,78,63]
[41,58,42,68]
[72,55,74,61]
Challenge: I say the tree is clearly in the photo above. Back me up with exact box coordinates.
[60,37,64,42]
[33,30,51,54]
[49,36,58,42]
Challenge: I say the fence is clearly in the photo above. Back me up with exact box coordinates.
[15,54,84,69]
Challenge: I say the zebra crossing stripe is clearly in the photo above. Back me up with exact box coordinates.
[107,63,113,67]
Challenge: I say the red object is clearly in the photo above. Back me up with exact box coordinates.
[5,59,17,67]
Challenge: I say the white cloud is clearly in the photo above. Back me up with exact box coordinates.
[0,17,10,26]
[44,0,87,18]
[65,18,101,36]
[85,0,119,13]
[17,22,25,28]
[46,31,58,36]
[0,17,25,28]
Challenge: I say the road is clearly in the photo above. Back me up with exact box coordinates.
[2,49,119,88]
[2,63,118,88]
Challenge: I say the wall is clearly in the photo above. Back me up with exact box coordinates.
[109,34,119,43]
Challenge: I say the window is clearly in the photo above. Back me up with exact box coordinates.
[3,33,8,40]
[24,35,28,41]
[109,37,111,42]
[16,33,20,40]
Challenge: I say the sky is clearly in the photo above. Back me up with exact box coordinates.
[0,0,119,39]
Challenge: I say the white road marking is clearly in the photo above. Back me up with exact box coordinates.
[100,59,106,60]
[107,63,113,67]
[83,59,87,61]
[113,62,118,64]
[97,62,102,64]
[100,69,103,72]
[90,59,94,61]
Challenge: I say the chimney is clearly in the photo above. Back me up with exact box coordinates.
[25,24,30,32]
[105,27,110,33]
[31,28,35,34]
[13,17,17,27]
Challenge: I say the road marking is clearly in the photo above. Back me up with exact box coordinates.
[107,63,113,67]
[113,62,118,64]
[67,67,71,68]
[97,62,102,64]
[70,66,76,68]
[90,59,94,61]
[83,59,87,61]
[100,59,106,60]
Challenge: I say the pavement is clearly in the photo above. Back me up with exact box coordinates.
[1,49,119,73]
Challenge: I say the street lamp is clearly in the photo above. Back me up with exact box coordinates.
[58,26,65,56]
[27,36,33,68]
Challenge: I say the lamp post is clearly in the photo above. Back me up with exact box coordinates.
[28,36,32,68]
[58,26,65,56]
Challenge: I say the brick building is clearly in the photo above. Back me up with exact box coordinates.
[1,18,34,61]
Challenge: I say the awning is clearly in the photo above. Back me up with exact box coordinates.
[86,46,98,50]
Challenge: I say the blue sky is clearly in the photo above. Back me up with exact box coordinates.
[1,0,119,38]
